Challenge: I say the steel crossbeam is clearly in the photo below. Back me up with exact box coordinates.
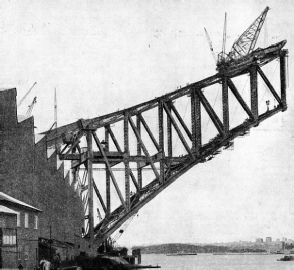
[46,48,288,247]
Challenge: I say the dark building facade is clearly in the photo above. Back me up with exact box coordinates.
[0,88,91,269]
[0,193,41,269]
[0,205,17,269]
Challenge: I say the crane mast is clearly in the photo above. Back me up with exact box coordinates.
[220,12,227,62]
[26,97,37,117]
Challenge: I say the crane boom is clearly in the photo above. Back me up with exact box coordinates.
[26,97,37,116]
[204,28,217,63]
[18,82,37,107]
[228,6,269,60]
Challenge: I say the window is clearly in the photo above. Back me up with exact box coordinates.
[34,215,38,229]
[24,213,29,228]
[18,246,22,260]
[24,246,29,260]
[17,212,21,227]
[2,228,16,245]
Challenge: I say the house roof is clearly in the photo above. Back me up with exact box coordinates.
[0,192,42,212]
[0,205,18,215]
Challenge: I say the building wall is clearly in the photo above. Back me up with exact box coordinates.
[0,89,91,267]
[254,241,285,252]
[0,203,40,269]
[0,212,16,228]
[0,212,17,269]
[265,237,272,243]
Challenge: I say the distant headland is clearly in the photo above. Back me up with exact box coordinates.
[133,238,294,255]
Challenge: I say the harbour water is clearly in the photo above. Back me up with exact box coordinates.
[142,253,294,269]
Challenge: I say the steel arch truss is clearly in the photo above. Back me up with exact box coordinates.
[47,49,288,246]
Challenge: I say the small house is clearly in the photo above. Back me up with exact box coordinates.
[0,192,41,269]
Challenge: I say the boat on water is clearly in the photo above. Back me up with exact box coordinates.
[166,253,197,256]
[277,255,294,261]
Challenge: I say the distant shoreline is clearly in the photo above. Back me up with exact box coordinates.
[213,253,281,255]
[166,253,197,256]
[143,252,283,256]
[133,243,285,255]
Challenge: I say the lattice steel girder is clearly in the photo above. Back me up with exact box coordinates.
[158,101,165,183]
[70,153,165,168]
[222,77,229,133]
[92,132,127,210]
[169,103,192,141]
[167,102,173,157]
[107,126,123,153]
[86,131,94,242]
[93,180,107,213]
[128,116,161,183]
[138,114,160,151]
[44,46,288,246]
[62,130,85,155]
[44,75,221,147]
[90,54,287,245]
[196,90,225,136]
[103,126,140,193]
[257,67,282,104]
[60,153,81,160]
[227,79,254,120]
[280,50,288,109]
[93,104,286,246]
[124,112,131,210]
[250,65,258,120]
[191,88,201,154]
[105,126,111,215]
[136,115,143,190]
[163,102,194,159]
[130,170,140,191]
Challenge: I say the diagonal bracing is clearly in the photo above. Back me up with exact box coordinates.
[47,47,288,247]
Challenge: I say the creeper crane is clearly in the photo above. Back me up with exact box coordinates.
[26,97,37,117]
[205,7,270,70]
[228,6,269,60]
[17,82,37,107]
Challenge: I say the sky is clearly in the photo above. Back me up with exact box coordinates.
[1,0,294,247]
